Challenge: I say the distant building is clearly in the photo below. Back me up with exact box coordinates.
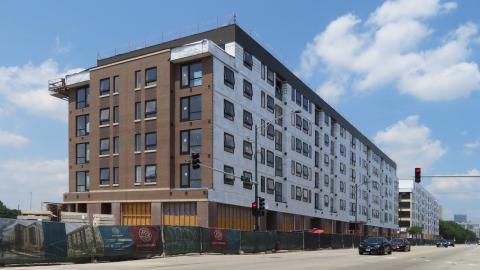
[457,222,480,238]
[454,214,467,223]
[398,180,440,239]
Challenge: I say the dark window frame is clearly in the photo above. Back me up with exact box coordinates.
[243,79,253,99]
[99,138,110,155]
[224,66,235,89]
[181,95,202,121]
[76,87,89,109]
[243,140,253,160]
[76,171,89,192]
[145,164,157,183]
[145,100,157,118]
[99,168,110,185]
[223,99,235,121]
[181,62,203,88]
[243,110,253,129]
[243,50,253,69]
[224,165,235,185]
[76,143,89,164]
[145,132,157,151]
[99,78,110,96]
[224,132,235,153]
[76,114,89,136]
[99,108,110,125]
[145,67,157,86]
[180,129,201,154]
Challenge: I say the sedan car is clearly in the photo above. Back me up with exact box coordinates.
[446,240,455,247]
[359,237,392,255]
[390,238,411,252]
[436,239,448,248]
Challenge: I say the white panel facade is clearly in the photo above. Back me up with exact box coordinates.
[197,40,400,230]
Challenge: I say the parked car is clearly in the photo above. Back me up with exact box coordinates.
[436,239,448,248]
[446,240,455,247]
[359,237,392,255]
[390,238,411,252]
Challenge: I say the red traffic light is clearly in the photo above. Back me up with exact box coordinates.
[251,202,258,209]
[415,168,421,183]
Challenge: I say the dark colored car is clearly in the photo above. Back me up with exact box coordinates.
[359,237,392,255]
[436,239,448,247]
[390,238,411,252]
[446,240,455,247]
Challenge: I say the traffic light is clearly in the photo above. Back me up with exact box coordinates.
[191,153,200,169]
[415,167,421,183]
[251,202,258,216]
[258,197,265,216]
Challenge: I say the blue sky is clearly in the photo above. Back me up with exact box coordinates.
[0,0,479,222]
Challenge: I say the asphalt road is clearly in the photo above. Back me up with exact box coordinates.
[7,245,480,270]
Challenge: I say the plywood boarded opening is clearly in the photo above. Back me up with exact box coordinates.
[121,202,152,225]
[217,203,254,231]
[163,202,197,226]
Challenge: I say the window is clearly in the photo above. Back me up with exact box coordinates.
[145,165,157,183]
[275,130,282,151]
[261,91,265,108]
[296,91,302,106]
[266,95,274,112]
[275,156,283,177]
[224,66,235,88]
[275,182,283,202]
[314,193,320,209]
[324,154,329,165]
[100,138,109,155]
[302,165,309,179]
[145,67,157,86]
[324,174,330,187]
[145,132,157,151]
[324,134,330,146]
[275,105,283,126]
[113,76,119,93]
[76,87,89,109]
[224,165,235,185]
[315,172,320,188]
[243,140,253,159]
[113,167,119,185]
[181,95,202,121]
[224,133,235,153]
[135,165,142,183]
[145,100,157,118]
[243,79,253,99]
[113,106,119,124]
[134,134,141,152]
[303,119,309,134]
[100,168,110,185]
[113,136,119,154]
[180,163,201,188]
[302,142,309,157]
[76,171,89,192]
[99,78,110,96]
[260,148,265,164]
[135,70,141,89]
[261,176,266,192]
[135,102,141,120]
[266,150,274,167]
[261,119,266,136]
[266,124,274,140]
[181,129,201,154]
[295,162,302,176]
[303,189,309,202]
[76,143,89,164]
[267,68,274,86]
[324,195,329,207]
[76,115,90,136]
[99,108,109,125]
[181,62,202,87]
[261,63,266,80]
[303,96,309,111]
[223,99,235,121]
[267,178,274,194]
[243,50,253,69]
[243,110,253,129]
[242,171,253,189]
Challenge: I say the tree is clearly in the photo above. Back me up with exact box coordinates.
[440,220,478,242]
[0,201,20,219]
[407,226,423,238]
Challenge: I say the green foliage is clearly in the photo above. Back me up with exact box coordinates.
[440,220,478,242]
[407,226,423,234]
[0,200,20,219]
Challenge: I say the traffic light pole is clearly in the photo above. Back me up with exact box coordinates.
[254,124,260,231]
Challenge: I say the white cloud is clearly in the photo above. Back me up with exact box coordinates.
[54,36,70,54]
[426,169,480,200]
[316,78,346,105]
[374,115,447,178]
[0,159,67,210]
[464,138,480,155]
[298,0,480,103]
[0,59,82,121]
[0,130,29,148]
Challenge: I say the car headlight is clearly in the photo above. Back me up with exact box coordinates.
[375,245,381,248]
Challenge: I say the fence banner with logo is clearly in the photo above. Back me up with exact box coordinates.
[96,226,134,258]
[204,228,240,254]
[0,218,45,265]
[129,225,162,257]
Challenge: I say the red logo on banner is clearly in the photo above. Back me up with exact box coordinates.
[129,226,160,253]
[209,228,228,252]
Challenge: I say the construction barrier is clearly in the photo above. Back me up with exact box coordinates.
[276,231,303,250]
[0,217,441,266]
[163,226,202,255]
[240,231,276,253]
